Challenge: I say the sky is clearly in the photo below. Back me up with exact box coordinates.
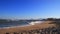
[0,0,60,19]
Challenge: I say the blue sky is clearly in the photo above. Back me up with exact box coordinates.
[0,0,60,19]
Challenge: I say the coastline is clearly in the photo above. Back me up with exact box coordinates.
[0,21,56,34]
[0,21,44,29]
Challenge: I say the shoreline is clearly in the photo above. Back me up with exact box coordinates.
[0,21,45,29]
[0,21,56,34]
[0,24,31,29]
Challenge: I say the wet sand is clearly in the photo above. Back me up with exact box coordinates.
[0,21,56,34]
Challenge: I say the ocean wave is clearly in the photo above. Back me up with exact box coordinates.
[0,24,31,29]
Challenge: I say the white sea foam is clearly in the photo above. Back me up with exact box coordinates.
[29,21,44,25]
